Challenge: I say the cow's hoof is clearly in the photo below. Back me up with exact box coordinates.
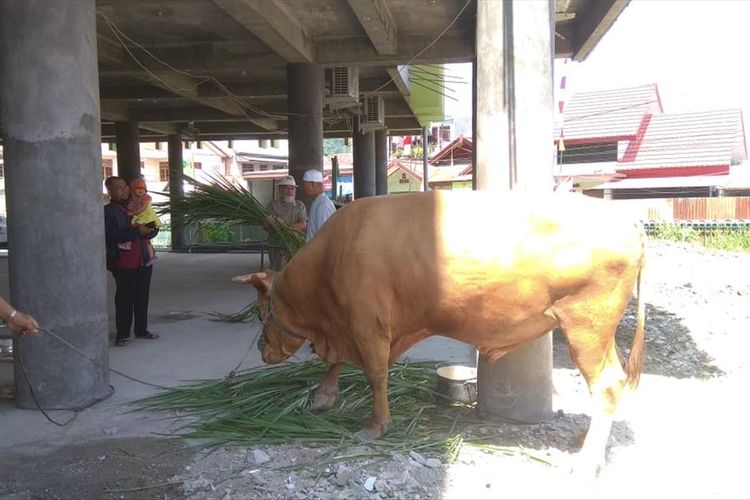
[310,391,337,412]
[354,428,378,442]
[569,429,588,450]
[354,421,390,441]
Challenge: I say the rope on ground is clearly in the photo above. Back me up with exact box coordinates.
[14,324,263,425]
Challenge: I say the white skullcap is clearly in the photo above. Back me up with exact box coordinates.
[302,169,324,183]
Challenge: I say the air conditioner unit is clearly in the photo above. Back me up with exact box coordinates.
[358,95,385,133]
[324,66,359,111]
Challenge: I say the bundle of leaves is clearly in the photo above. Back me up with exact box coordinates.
[132,360,532,469]
[156,172,305,259]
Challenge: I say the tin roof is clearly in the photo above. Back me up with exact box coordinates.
[557,83,663,141]
[617,109,747,170]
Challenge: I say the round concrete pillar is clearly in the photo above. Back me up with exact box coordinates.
[0,0,110,409]
[353,127,376,199]
[115,121,142,183]
[168,135,186,250]
[474,0,554,424]
[287,64,324,190]
[477,336,553,423]
[375,129,389,195]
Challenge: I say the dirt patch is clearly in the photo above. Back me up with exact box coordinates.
[0,437,192,500]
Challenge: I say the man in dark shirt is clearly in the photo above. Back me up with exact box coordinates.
[104,176,160,346]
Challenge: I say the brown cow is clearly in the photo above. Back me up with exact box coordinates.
[234,189,646,475]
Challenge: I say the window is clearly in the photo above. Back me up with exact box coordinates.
[271,139,279,148]
[441,126,450,142]
[557,142,618,164]
[259,164,268,171]
[159,161,169,182]
[193,162,202,170]
[102,159,113,178]
[241,163,255,175]
[399,173,410,184]
[259,139,269,148]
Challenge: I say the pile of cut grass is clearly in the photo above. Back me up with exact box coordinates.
[133,360,533,468]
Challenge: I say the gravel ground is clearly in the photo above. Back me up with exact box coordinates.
[169,240,750,500]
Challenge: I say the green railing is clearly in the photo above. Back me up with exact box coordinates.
[152,223,269,250]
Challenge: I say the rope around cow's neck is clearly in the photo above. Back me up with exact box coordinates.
[267,271,307,342]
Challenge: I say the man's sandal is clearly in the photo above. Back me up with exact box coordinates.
[135,332,159,340]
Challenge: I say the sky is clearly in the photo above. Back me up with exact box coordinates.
[445,0,750,131]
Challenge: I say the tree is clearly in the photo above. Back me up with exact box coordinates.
[324,138,351,156]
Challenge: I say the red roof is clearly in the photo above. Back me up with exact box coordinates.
[616,109,746,172]
[557,84,663,141]
[429,135,473,166]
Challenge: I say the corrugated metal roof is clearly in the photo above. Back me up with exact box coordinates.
[557,84,662,140]
[618,109,745,170]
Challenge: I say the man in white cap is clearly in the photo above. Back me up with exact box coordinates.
[264,175,307,269]
[302,169,336,242]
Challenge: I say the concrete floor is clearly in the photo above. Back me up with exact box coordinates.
[0,250,475,454]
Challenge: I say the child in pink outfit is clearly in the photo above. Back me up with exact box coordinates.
[118,178,162,266]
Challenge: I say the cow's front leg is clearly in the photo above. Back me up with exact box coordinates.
[355,359,391,441]
[310,363,344,412]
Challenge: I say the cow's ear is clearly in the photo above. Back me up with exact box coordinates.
[249,271,274,295]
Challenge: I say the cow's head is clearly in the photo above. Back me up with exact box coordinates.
[232,271,306,364]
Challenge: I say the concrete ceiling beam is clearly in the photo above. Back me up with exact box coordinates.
[346,0,398,55]
[316,34,473,66]
[128,106,284,123]
[571,0,630,61]
[214,0,314,63]
[386,66,411,98]
[96,33,124,66]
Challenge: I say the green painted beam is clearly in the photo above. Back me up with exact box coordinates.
[408,64,445,128]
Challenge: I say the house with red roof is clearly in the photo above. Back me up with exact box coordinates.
[426,135,473,190]
[556,84,749,199]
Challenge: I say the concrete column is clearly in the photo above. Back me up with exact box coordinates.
[422,127,429,191]
[471,59,477,190]
[353,123,376,199]
[0,0,110,409]
[474,0,555,424]
[168,135,186,250]
[115,121,141,183]
[287,64,324,192]
[375,129,388,195]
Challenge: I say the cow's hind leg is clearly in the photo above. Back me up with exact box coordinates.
[558,313,628,478]
[311,363,344,412]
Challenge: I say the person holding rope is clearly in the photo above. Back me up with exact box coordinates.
[0,296,38,334]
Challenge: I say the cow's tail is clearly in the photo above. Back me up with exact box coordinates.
[625,227,647,390]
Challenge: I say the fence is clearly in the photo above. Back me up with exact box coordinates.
[152,223,269,251]
[613,196,750,223]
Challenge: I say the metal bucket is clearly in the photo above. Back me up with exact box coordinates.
[436,365,477,405]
